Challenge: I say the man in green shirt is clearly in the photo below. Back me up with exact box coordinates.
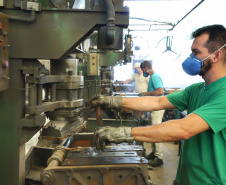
[92,24,226,184]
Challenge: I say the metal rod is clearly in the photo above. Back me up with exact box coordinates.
[51,83,56,102]
[8,11,36,23]
[29,83,37,107]
[37,84,43,105]
[171,0,205,30]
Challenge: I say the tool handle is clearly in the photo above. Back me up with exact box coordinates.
[96,106,103,125]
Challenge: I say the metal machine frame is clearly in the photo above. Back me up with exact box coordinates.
[0,1,150,185]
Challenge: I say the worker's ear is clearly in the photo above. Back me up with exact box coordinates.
[213,50,223,63]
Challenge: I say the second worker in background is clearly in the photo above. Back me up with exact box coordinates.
[123,62,149,93]
[139,61,165,167]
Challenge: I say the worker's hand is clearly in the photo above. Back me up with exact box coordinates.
[93,126,133,150]
[91,95,122,110]
[138,92,146,96]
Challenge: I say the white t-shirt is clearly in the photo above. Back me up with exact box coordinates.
[130,74,149,93]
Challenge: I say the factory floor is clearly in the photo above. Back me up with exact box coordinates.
[144,142,179,185]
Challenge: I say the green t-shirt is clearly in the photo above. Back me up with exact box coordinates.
[167,76,226,185]
[147,72,164,96]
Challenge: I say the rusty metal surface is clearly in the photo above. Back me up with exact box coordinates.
[40,145,151,185]
[41,120,84,139]
[67,150,138,158]
[62,145,147,166]
[42,164,151,185]
[0,12,9,91]
[28,142,152,185]
[26,99,83,114]
[62,156,147,166]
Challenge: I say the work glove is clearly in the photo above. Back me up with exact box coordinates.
[91,95,122,110]
[93,126,133,151]
[138,92,146,96]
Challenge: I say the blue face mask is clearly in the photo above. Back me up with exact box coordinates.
[134,69,139,74]
[143,71,149,77]
[182,43,226,76]
[182,54,203,76]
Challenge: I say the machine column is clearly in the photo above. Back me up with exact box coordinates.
[0,59,26,185]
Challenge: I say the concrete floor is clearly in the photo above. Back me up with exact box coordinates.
[144,142,179,185]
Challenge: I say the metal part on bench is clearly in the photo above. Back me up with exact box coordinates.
[40,145,152,185]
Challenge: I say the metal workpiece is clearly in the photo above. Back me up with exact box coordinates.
[46,107,85,118]
[41,164,152,185]
[41,117,84,138]
[27,134,152,185]
[39,144,152,185]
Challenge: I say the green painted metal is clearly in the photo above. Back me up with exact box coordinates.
[0,2,130,185]
[98,50,133,66]
[78,62,101,100]
[2,8,129,59]
[0,59,26,185]
[38,0,48,7]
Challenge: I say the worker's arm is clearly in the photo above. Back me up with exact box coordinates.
[144,87,164,96]
[123,78,131,84]
[91,95,175,112]
[122,95,176,111]
[93,113,210,150]
[132,113,210,142]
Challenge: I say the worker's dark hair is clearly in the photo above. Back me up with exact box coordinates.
[192,24,226,63]
[140,60,152,70]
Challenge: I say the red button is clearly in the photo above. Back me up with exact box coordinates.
[3,60,8,68]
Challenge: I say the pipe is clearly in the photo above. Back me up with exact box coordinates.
[8,10,36,23]
[37,84,43,105]
[51,83,56,102]
[29,83,37,107]
[171,0,205,30]
[104,0,115,44]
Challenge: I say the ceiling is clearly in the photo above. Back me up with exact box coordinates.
[124,0,205,31]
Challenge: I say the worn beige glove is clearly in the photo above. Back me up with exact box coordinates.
[93,126,133,151]
[91,95,122,110]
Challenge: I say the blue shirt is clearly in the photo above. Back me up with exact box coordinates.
[147,72,164,96]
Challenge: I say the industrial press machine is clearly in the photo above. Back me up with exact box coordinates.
[0,0,152,184]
